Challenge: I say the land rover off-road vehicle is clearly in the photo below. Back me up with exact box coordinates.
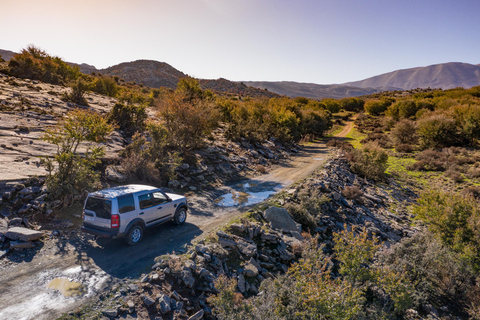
[81,185,188,245]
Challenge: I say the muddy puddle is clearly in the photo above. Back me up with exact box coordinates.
[214,181,280,207]
[46,278,85,297]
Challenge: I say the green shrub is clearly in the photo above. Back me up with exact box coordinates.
[417,112,459,148]
[62,78,89,106]
[42,109,113,200]
[107,103,147,136]
[390,119,417,145]
[92,76,118,97]
[413,190,480,270]
[340,97,365,112]
[322,98,341,113]
[379,232,476,313]
[8,45,80,84]
[346,143,388,181]
[364,98,394,115]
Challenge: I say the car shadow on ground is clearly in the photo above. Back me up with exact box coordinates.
[72,221,202,279]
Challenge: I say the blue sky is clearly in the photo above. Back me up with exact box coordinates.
[1,0,479,84]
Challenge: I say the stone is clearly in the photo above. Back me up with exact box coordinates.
[263,207,301,233]
[18,186,41,195]
[5,227,43,241]
[18,203,32,214]
[236,241,257,257]
[127,300,135,309]
[10,240,35,249]
[102,308,118,317]
[158,294,171,313]
[105,165,127,183]
[181,270,195,288]
[217,237,236,248]
[0,219,7,236]
[142,294,156,306]
[244,260,260,277]
[188,309,204,320]
[237,274,246,293]
[0,249,9,259]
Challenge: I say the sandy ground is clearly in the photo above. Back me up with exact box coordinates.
[0,121,353,320]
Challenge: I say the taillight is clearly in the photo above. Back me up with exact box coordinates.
[111,214,120,228]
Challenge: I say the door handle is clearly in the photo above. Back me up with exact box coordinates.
[139,212,144,215]
[157,207,162,210]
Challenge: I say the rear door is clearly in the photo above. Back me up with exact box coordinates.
[138,191,173,226]
[83,197,112,229]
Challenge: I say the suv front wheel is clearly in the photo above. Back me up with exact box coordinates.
[173,207,187,225]
[126,224,144,245]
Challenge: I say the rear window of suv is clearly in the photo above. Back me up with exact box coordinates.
[118,194,135,213]
[85,197,112,219]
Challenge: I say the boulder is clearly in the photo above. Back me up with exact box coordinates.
[105,165,127,183]
[142,294,156,306]
[158,294,172,313]
[181,270,195,288]
[237,274,246,293]
[263,207,301,233]
[5,227,43,241]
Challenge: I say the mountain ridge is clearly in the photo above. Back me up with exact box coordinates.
[2,48,479,99]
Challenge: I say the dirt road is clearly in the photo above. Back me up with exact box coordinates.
[0,122,353,320]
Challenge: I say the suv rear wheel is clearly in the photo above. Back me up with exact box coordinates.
[173,207,187,225]
[126,225,144,245]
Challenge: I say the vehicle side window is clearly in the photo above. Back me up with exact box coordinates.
[118,194,135,213]
[153,192,169,205]
[139,193,154,209]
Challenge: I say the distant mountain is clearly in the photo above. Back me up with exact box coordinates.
[97,60,279,98]
[342,62,480,90]
[0,49,16,62]
[242,81,384,100]
[199,78,280,98]
[99,60,187,89]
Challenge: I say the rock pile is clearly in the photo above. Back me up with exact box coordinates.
[169,133,295,191]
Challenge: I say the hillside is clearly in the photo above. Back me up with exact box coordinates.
[243,81,385,99]
[343,62,480,90]
[100,59,187,89]
[0,49,16,62]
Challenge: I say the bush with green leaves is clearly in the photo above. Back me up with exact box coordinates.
[7,45,80,84]
[416,112,459,148]
[364,98,394,115]
[413,189,480,270]
[385,100,418,120]
[346,143,389,181]
[107,103,147,136]
[379,232,478,316]
[390,119,417,146]
[62,78,89,106]
[42,109,113,200]
[340,97,365,112]
[120,123,182,184]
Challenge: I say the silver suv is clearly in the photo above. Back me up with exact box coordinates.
[81,184,188,245]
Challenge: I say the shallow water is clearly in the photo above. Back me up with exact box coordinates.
[46,278,85,297]
[214,181,280,207]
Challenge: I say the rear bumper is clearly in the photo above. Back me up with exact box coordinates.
[81,224,122,238]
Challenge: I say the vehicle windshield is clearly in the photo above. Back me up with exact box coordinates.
[85,197,112,219]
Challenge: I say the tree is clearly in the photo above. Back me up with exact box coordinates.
[340,97,365,112]
[42,109,113,200]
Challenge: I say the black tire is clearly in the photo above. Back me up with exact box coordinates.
[173,207,187,225]
[126,224,144,246]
